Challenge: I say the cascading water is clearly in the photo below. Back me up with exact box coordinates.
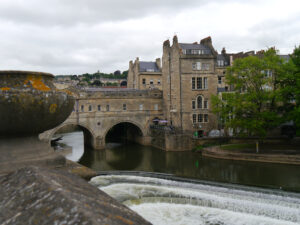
[90,174,300,225]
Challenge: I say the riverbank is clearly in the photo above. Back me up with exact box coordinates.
[201,144,300,165]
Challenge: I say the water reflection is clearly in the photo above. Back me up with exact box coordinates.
[53,131,84,162]
[56,132,300,192]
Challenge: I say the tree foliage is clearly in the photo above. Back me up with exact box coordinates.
[278,46,300,128]
[212,48,285,138]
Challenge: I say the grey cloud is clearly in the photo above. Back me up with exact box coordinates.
[0,0,298,74]
[0,0,208,26]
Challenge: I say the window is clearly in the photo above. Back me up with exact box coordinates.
[192,114,197,124]
[150,80,154,85]
[197,77,202,89]
[198,114,203,123]
[98,105,101,111]
[139,104,143,110]
[217,60,224,67]
[266,70,272,78]
[192,62,201,70]
[192,63,197,70]
[202,63,210,71]
[81,105,84,112]
[106,105,110,111]
[203,77,208,89]
[192,100,196,109]
[157,80,161,85]
[192,77,195,90]
[218,76,222,84]
[204,99,208,109]
[88,105,92,112]
[204,114,208,122]
[192,77,207,90]
[142,79,146,85]
[154,104,158,110]
[123,104,126,111]
[197,96,203,109]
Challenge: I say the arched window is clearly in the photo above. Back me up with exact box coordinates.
[197,96,203,109]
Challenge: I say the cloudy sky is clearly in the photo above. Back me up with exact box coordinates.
[0,0,300,75]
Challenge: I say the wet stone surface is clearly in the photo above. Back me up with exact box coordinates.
[0,167,152,225]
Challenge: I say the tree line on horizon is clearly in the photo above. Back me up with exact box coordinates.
[55,70,128,86]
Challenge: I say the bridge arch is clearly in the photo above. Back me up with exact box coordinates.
[48,122,97,149]
[103,120,146,145]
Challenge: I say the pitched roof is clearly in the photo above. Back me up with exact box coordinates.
[179,43,212,54]
[139,61,160,72]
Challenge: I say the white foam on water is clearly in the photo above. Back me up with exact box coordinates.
[130,203,299,225]
[91,175,300,224]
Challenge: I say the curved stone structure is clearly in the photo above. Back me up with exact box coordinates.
[0,70,74,174]
[0,71,74,135]
[40,88,163,149]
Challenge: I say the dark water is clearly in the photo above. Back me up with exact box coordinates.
[77,142,300,193]
[55,131,300,193]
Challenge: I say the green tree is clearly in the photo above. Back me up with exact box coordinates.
[212,49,285,152]
[278,46,300,132]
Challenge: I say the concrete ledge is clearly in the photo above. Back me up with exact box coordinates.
[0,167,151,225]
[202,146,300,165]
[58,159,97,180]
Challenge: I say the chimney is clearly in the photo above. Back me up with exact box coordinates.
[163,39,170,47]
[173,35,178,45]
[200,36,212,46]
[155,58,161,70]
[221,47,226,55]
[193,42,198,45]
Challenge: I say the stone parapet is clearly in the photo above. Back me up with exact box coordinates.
[0,167,152,225]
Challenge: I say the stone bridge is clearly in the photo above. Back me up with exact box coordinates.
[40,88,163,150]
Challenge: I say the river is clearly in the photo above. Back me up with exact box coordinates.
[54,131,300,225]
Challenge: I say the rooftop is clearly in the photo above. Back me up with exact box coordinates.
[139,61,160,72]
[179,43,212,54]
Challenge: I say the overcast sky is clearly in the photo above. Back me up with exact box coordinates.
[0,0,300,75]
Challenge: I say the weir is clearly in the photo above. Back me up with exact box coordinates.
[90,173,300,225]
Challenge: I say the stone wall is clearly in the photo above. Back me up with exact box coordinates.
[0,167,151,225]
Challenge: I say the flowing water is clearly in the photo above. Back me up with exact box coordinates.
[54,131,300,225]
[90,174,300,225]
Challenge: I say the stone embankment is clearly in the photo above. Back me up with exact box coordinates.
[202,146,300,165]
[0,167,152,225]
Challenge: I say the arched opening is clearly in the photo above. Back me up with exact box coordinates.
[120,81,127,87]
[51,124,94,162]
[105,122,143,145]
[197,95,203,109]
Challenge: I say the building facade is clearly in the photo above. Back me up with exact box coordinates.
[128,58,162,90]
[161,36,219,136]
[128,35,288,137]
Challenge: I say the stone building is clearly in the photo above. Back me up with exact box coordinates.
[161,36,219,136]
[128,36,290,138]
[128,58,162,90]
[128,36,232,136]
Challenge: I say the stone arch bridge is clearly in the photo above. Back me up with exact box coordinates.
[40,88,163,150]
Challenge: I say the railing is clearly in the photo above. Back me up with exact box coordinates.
[150,125,183,134]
